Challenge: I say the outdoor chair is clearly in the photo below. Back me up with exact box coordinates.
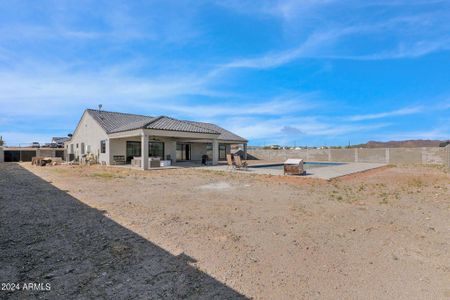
[226,154,235,170]
[234,155,248,171]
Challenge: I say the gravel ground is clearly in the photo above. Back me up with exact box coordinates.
[1,162,449,299]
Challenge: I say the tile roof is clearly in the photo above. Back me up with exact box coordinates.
[87,109,154,133]
[184,120,247,142]
[145,116,219,134]
[86,109,247,142]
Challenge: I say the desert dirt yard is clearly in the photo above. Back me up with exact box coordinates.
[1,162,450,299]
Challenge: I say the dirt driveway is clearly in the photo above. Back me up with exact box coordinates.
[1,163,449,299]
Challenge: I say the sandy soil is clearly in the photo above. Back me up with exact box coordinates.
[1,162,449,299]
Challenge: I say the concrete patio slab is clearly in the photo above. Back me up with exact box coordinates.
[198,162,387,180]
[303,162,387,180]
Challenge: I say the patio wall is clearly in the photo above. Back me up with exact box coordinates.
[248,146,450,168]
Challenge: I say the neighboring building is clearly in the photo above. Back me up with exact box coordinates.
[0,147,4,163]
[52,137,69,147]
[65,109,248,169]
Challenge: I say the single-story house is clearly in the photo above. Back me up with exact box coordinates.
[65,109,248,169]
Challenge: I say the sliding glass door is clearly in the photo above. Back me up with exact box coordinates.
[149,141,164,158]
[176,143,191,161]
[126,141,141,163]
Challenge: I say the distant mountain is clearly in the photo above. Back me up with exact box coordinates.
[355,140,449,148]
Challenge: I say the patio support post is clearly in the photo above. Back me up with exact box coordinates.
[141,134,149,170]
[212,139,219,165]
[243,143,247,160]
[106,139,111,165]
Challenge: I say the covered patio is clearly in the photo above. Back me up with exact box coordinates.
[105,128,247,170]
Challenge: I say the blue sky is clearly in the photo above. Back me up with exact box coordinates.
[0,0,449,146]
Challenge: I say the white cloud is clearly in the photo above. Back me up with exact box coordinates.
[152,93,319,118]
[0,68,212,117]
[220,115,389,144]
[215,29,350,71]
[348,106,423,121]
[215,0,335,20]
[0,0,448,146]
[212,2,450,71]
[0,1,203,45]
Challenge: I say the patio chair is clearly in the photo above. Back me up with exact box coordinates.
[226,154,235,170]
[234,155,248,171]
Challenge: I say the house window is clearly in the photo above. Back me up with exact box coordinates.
[219,144,226,160]
[70,144,74,154]
[81,143,85,155]
[149,141,164,158]
[205,143,226,160]
[206,144,212,160]
[100,140,106,153]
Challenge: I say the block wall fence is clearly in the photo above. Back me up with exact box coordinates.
[248,146,450,169]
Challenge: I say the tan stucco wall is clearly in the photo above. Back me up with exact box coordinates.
[447,145,450,169]
[330,149,355,162]
[357,148,387,163]
[306,149,328,161]
[420,147,447,164]
[165,140,176,161]
[248,147,450,167]
[389,148,422,164]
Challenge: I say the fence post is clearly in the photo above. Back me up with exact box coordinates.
[447,145,450,169]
